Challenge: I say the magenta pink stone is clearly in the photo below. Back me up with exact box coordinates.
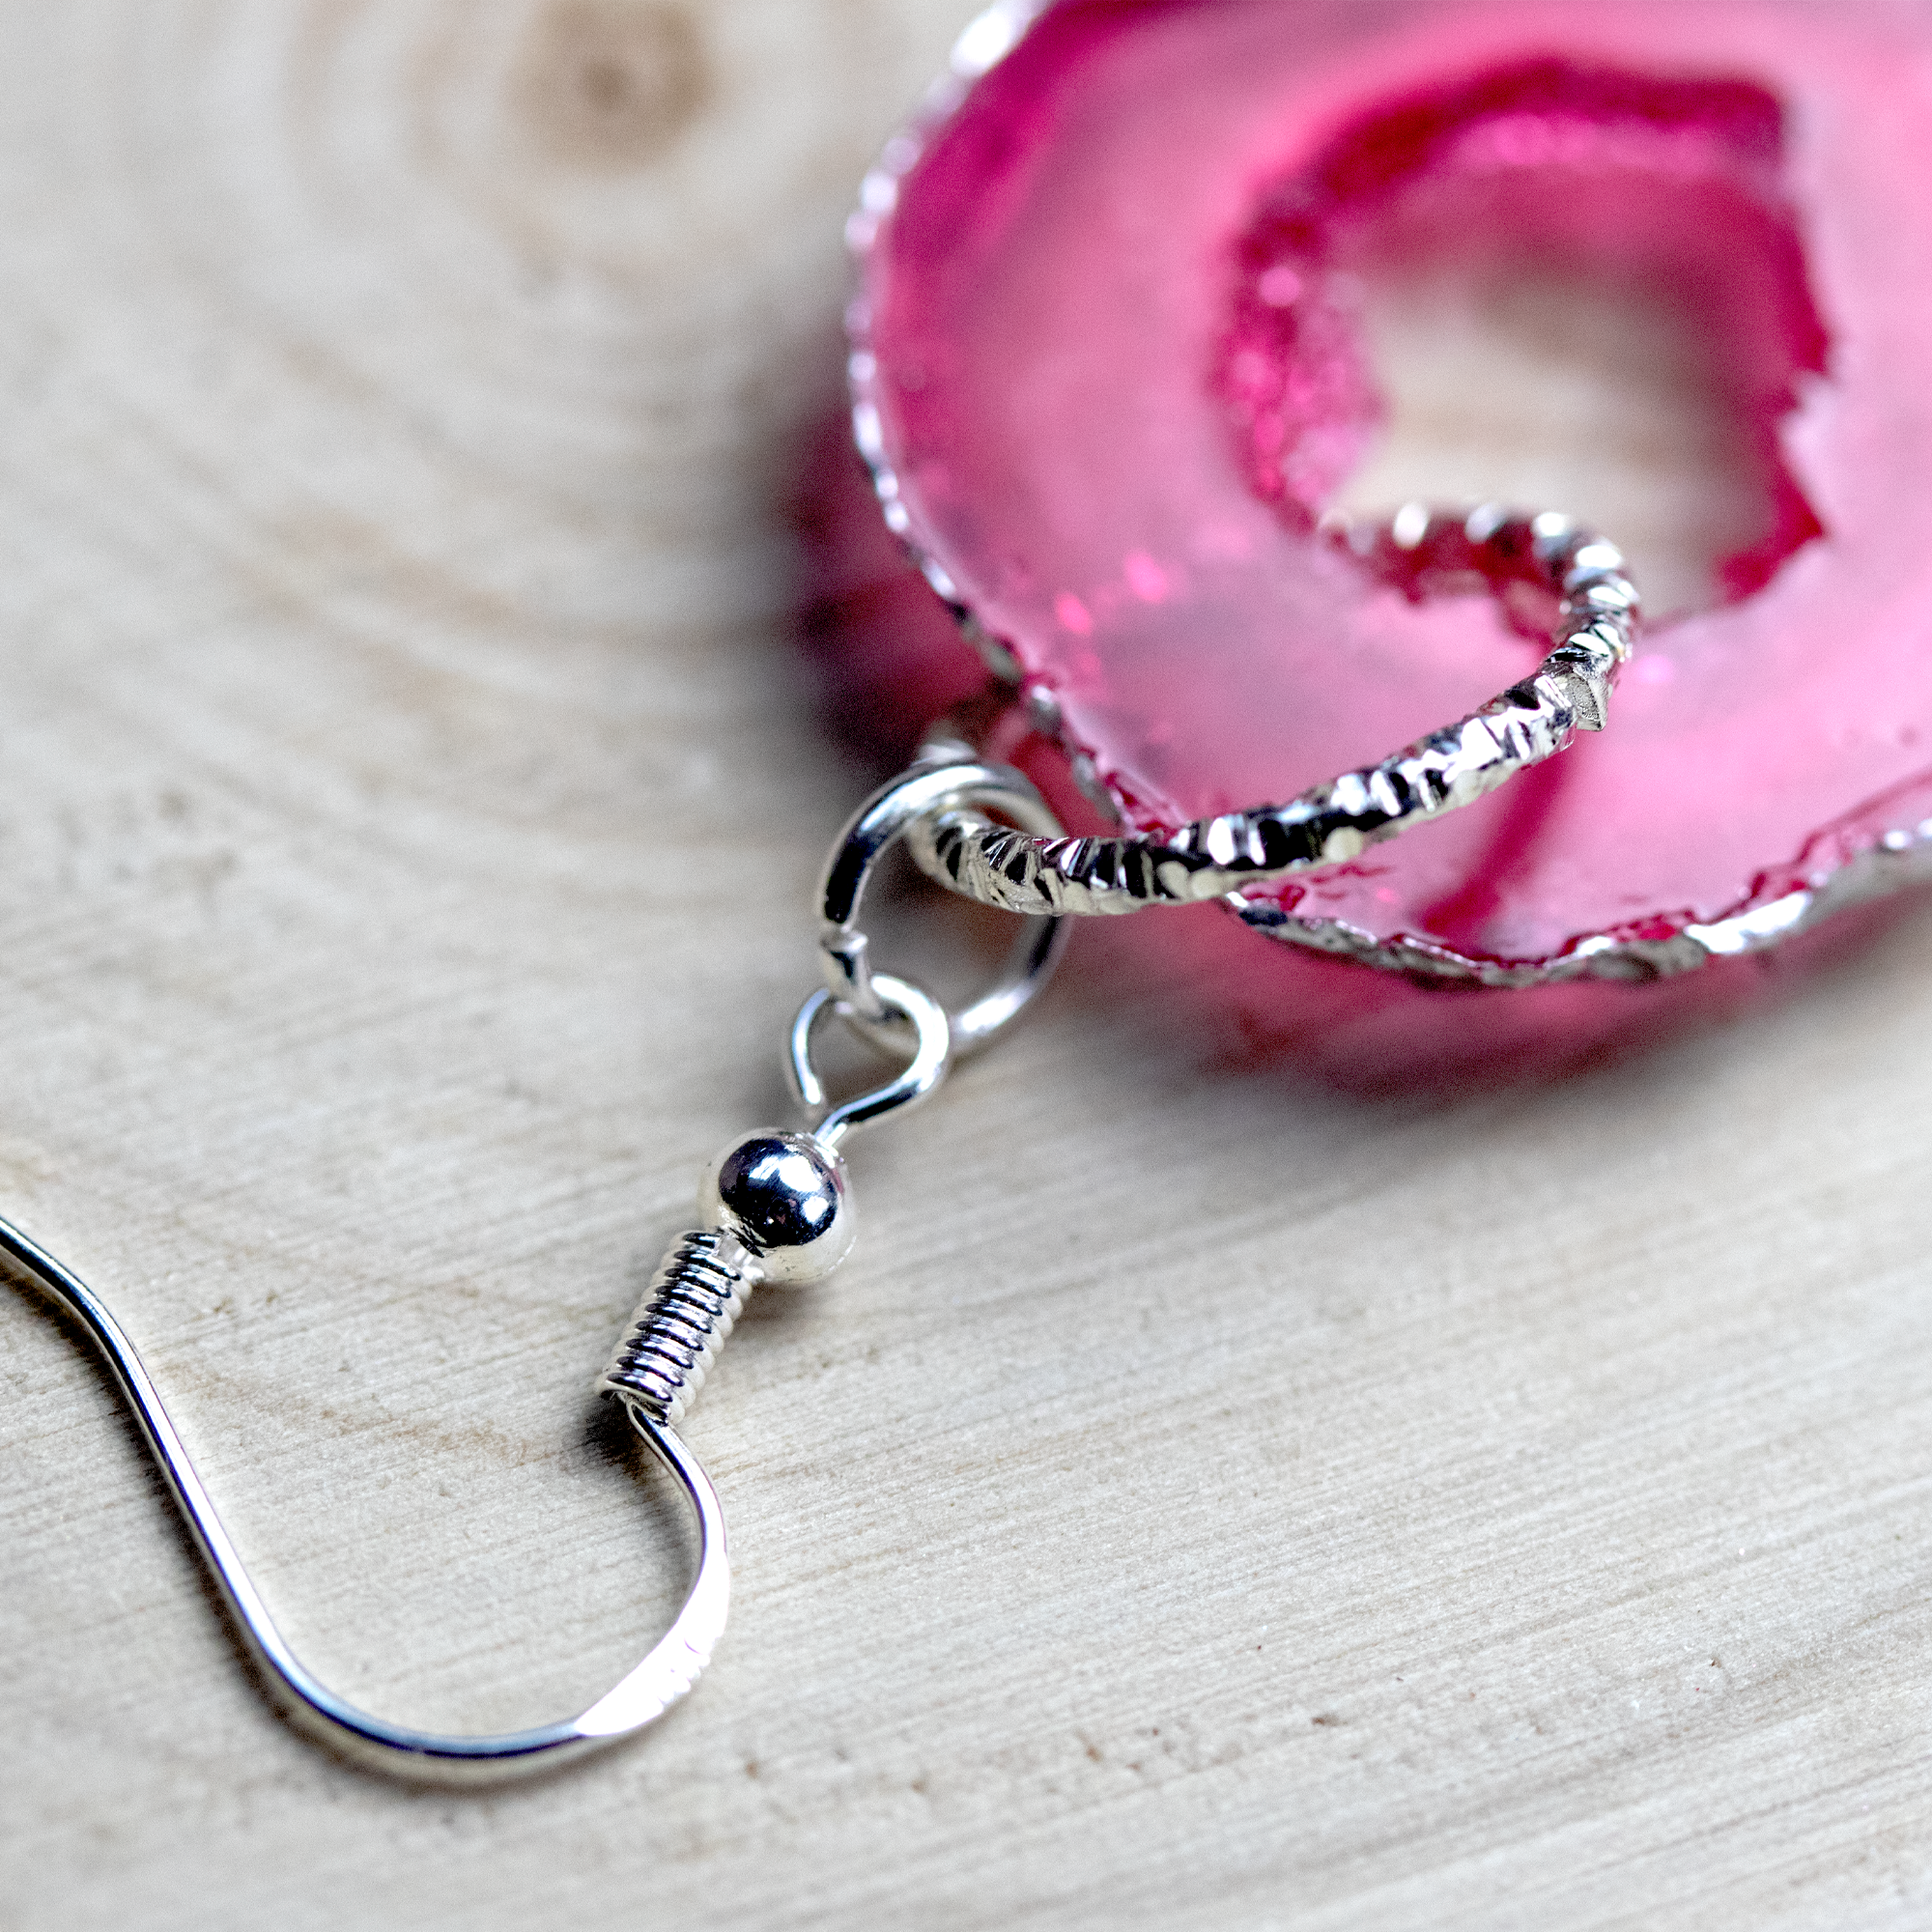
[841,0,1932,1009]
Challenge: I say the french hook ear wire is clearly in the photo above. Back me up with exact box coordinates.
[1,1213,728,1783]
[4,752,1074,1781]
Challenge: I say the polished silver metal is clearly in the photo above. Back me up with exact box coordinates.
[601,976,951,1472]
[1,1211,727,1784]
[700,1129,855,1285]
[789,969,953,1150]
[904,507,1639,918]
[602,1228,756,1428]
[818,759,1069,1057]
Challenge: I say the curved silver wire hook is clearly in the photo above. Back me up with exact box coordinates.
[1,1213,727,1783]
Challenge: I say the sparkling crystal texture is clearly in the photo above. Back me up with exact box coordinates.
[848,0,1932,987]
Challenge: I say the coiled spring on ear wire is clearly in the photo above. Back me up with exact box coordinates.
[602,1231,756,1428]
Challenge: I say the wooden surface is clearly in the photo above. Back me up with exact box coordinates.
[5,5,1932,1928]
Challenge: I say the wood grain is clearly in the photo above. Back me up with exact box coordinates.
[4,5,1932,1929]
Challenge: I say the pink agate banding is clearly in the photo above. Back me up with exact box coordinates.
[849,0,1932,982]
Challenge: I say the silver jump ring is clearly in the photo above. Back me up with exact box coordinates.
[906,507,1639,919]
[787,971,952,1149]
[817,759,1070,1058]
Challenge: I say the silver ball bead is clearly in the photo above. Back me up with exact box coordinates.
[697,1131,854,1286]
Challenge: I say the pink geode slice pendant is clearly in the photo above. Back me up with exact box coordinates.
[844,0,1932,989]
